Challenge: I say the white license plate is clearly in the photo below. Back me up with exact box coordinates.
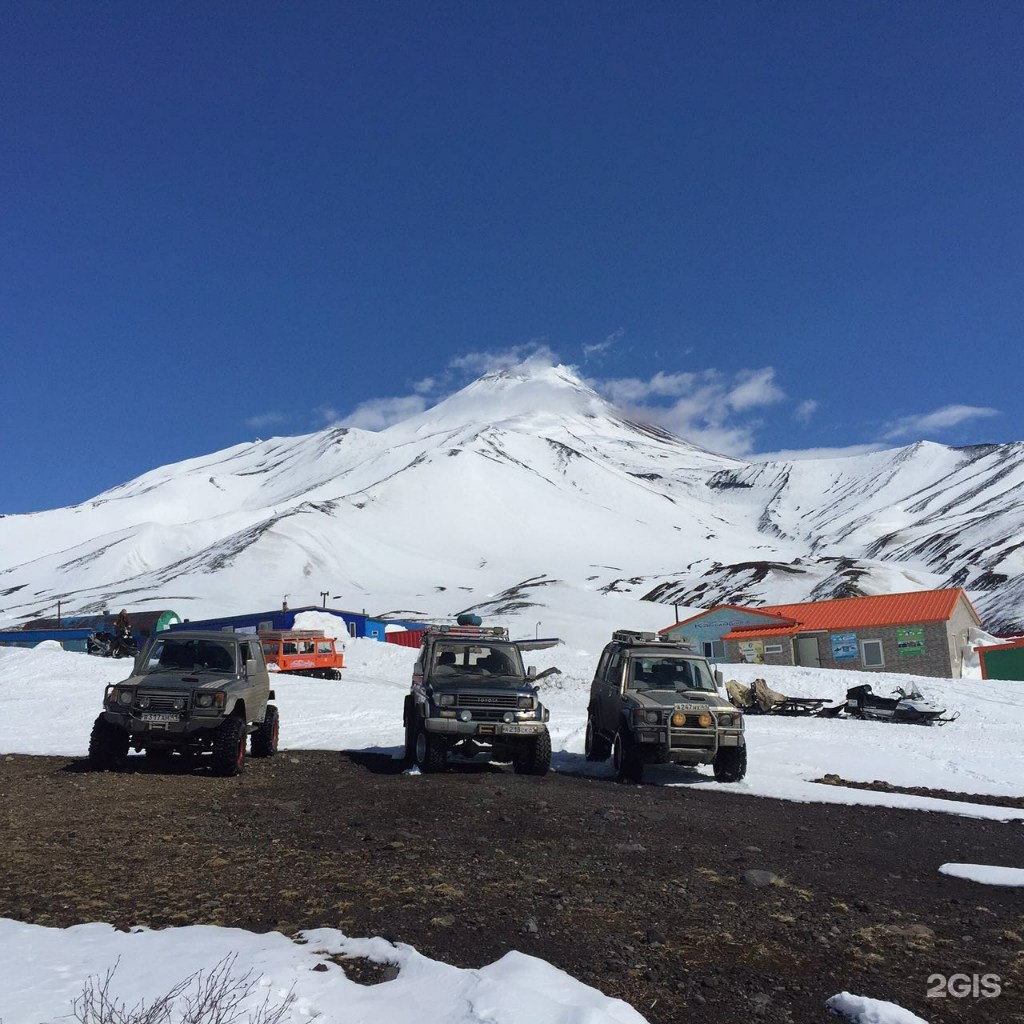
[501,724,535,735]
[674,703,704,713]
[141,712,179,723]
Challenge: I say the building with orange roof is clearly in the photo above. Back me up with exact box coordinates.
[660,589,982,678]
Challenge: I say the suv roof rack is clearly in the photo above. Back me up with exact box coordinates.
[425,624,510,641]
[612,629,695,649]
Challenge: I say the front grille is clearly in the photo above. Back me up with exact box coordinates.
[138,693,185,712]
[456,693,519,710]
[465,709,508,723]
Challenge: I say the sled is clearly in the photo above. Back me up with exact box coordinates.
[726,678,838,717]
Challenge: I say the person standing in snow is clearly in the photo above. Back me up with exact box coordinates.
[114,609,132,642]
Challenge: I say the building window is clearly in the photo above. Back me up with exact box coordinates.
[861,639,884,668]
[702,641,725,659]
[348,622,357,638]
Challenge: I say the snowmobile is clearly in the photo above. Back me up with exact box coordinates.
[843,683,958,726]
[86,630,139,659]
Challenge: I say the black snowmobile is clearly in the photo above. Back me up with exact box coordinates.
[843,683,958,726]
[86,630,139,659]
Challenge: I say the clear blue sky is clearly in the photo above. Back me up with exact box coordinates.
[2,1,1021,513]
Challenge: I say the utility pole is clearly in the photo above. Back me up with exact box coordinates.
[320,591,329,609]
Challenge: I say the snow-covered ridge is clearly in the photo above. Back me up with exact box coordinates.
[1,361,1022,632]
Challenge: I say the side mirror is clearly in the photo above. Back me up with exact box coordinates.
[714,669,724,686]
[527,665,537,678]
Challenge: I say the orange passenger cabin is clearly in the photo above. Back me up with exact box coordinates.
[258,629,344,679]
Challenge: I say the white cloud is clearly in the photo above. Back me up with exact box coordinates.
[794,399,819,424]
[882,404,1000,441]
[750,443,887,462]
[582,329,623,359]
[587,366,788,457]
[725,367,786,412]
[245,411,287,430]
[450,341,559,376]
[334,395,428,431]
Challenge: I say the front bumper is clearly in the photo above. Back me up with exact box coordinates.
[423,717,547,739]
[633,725,744,763]
[102,709,224,739]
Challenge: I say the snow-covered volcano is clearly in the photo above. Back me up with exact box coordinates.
[2,362,1022,636]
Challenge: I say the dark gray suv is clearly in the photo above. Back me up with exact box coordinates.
[403,624,552,775]
[88,630,279,776]
[585,630,746,784]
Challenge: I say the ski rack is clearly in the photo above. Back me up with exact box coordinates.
[612,629,696,650]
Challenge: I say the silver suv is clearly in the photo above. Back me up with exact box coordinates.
[403,624,552,775]
[585,630,746,784]
[88,630,279,776]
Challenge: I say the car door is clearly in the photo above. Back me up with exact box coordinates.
[599,650,624,735]
[243,640,270,720]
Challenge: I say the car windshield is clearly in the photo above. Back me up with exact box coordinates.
[628,656,716,693]
[430,643,524,679]
[143,638,236,674]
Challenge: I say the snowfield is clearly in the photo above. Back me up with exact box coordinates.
[0,919,647,1024]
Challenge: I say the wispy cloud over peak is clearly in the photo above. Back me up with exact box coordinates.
[883,404,1000,441]
[332,395,429,431]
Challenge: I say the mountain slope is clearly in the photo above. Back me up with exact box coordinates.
[2,362,1022,635]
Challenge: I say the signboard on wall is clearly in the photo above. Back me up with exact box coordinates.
[831,632,859,660]
[896,626,925,656]
[738,640,765,664]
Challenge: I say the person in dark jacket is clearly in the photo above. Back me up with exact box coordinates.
[114,609,132,642]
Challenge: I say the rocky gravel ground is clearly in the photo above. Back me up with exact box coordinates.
[1,750,1022,1024]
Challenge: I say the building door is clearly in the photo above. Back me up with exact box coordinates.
[795,636,821,667]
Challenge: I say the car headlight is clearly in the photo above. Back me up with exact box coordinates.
[698,712,713,728]
[517,695,534,709]
[118,690,133,706]
[438,694,455,707]
[636,709,660,726]
[195,692,214,708]
[717,712,735,727]
[671,710,686,727]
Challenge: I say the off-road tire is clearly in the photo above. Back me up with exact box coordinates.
[612,728,644,784]
[251,705,279,758]
[211,717,247,777]
[414,723,446,773]
[712,744,747,782]
[88,716,129,772]
[403,696,416,762]
[584,716,611,762]
[513,728,552,776]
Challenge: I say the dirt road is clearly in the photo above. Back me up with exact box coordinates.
[1,751,1021,1023]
